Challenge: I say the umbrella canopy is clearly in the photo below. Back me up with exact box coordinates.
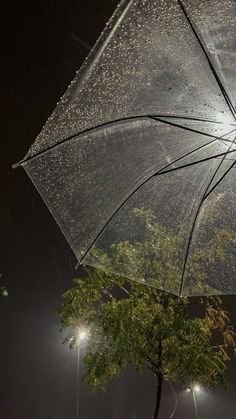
[17,0,236,296]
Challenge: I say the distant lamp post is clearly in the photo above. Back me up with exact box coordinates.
[186,384,201,419]
[77,328,89,419]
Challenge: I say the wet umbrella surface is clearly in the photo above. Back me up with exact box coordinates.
[16,0,236,296]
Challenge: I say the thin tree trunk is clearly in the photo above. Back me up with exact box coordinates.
[153,371,163,419]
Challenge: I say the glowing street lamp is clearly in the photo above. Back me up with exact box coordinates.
[77,328,89,419]
[78,330,88,342]
[186,384,202,418]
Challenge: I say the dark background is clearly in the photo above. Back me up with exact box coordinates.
[1,1,236,418]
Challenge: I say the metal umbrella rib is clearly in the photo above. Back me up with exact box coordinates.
[178,0,236,119]
[78,127,236,268]
[179,133,236,296]
[17,0,236,296]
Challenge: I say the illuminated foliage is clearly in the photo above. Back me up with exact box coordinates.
[59,209,236,418]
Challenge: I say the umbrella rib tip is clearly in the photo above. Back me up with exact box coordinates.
[12,161,21,169]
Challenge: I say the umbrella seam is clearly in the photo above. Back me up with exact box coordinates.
[203,159,236,201]
[179,135,236,297]
[77,132,231,268]
[13,115,234,168]
[177,0,236,120]
[151,117,234,147]
[157,146,236,176]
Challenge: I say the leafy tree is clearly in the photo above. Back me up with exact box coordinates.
[59,209,236,419]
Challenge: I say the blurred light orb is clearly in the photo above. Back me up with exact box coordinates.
[193,384,201,393]
[78,330,87,341]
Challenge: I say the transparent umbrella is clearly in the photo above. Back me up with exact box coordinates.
[15,0,236,296]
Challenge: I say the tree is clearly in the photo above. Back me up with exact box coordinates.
[59,209,236,419]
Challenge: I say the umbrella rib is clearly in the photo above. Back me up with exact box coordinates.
[156,148,236,176]
[13,115,234,168]
[158,127,236,173]
[77,135,227,266]
[178,135,236,297]
[177,0,236,120]
[150,116,233,146]
[203,134,236,200]
[203,160,236,201]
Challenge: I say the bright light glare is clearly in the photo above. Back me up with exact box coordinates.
[186,388,191,392]
[193,384,201,393]
[78,331,87,341]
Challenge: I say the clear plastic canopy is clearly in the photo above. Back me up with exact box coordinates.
[19,0,236,296]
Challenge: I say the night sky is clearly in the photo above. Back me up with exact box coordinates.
[1,1,236,418]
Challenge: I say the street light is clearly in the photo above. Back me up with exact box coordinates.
[78,330,88,341]
[77,328,89,419]
[186,384,201,419]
